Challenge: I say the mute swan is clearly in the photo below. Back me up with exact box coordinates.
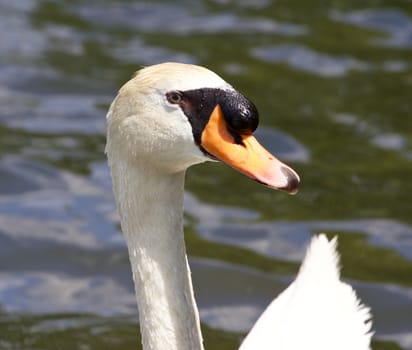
[106,62,372,350]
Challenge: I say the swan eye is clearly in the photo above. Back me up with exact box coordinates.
[166,91,183,104]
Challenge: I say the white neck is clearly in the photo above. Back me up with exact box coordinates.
[109,157,204,350]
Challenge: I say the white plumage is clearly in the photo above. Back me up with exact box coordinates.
[106,62,373,350]
[240,234,373,350]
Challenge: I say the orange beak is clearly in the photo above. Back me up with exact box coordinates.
[201,105,300,194]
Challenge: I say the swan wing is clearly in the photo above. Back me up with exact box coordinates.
[239,234,373,350]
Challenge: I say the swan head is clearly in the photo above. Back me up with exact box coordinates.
[107,62,300,194]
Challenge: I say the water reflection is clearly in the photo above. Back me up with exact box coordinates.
[333,113,412,160]
[0,272,135,315]
[332,9,412,48]
[77,3,305,36]
[0,157,411,347]
[0,0,44,61]
[0,158,117,249]
[0,92,108,133]
[255,126,310,163]
[111,38,195,65]
[185,192,412,261]
[252,44,369,77]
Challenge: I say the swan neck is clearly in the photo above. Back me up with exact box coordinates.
[110,160,203,350]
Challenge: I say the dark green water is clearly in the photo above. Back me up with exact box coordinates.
[0,0,411,349]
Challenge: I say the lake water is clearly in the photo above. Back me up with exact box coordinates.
[0,1,412,349]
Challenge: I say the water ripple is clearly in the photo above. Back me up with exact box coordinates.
[111,38,196,65]
[331,8,412,48]
[185,192,412,261]
[78,3,305,36]
[251,44,369,77]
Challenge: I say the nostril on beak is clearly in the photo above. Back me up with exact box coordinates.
[280,166,300,195]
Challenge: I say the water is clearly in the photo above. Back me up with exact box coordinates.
[0,0,411,349]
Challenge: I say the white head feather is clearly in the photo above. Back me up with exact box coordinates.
[106,62,232,173]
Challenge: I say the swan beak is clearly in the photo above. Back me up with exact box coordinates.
[200,105,300,194]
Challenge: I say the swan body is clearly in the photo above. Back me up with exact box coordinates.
[240,235,372,350]
[106,62,372,350]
